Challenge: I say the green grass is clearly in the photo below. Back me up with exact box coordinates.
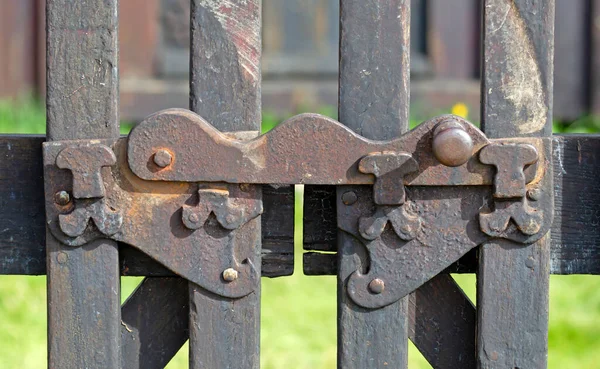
[0,99,599,368]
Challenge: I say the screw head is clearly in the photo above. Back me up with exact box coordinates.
[54,191,71,206]
[239,184,251,192]
[342,191,358,206]
[153,149,173,168]
[222,268,239,282]
[527,188,542,201]
[432,120,474,167]
[368,278,385,294]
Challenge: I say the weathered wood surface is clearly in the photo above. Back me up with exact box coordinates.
[408,274,476,368]
[188,1,261,368]
[45,1,121,368]
[121,277,189,369]
[478,1,554,367]
[337,1,411,367]
[261,185,295,276]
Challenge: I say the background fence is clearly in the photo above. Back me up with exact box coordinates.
[2,0,600,122]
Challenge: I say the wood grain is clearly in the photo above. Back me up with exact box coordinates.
[478,1,554,367]
[337,1,410,367]
[121,277,189,369]
[45,1,121,367]
[189,1,261,368]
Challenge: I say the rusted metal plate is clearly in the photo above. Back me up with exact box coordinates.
[338,185,489,309]
[43,110,553,307]
[127,109,545,186]
[44,139,261,299]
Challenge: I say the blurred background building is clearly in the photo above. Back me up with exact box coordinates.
[1,0,597,122]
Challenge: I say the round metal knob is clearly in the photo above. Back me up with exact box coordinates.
[432,120,474,167]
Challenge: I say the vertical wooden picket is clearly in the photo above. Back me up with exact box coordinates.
[45,1,121,368]
[188,1,262,368]
[478,1,555,367]
[337,1,410,368]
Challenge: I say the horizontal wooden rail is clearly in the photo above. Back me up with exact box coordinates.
[0,134,598,276]
[304,134,600,276]
[0,135,292,277]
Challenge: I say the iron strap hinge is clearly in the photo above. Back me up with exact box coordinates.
[43,109,553,307]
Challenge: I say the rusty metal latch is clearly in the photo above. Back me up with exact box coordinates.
[43,108,553,307]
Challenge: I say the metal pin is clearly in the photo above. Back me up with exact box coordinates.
[153,149,173,168]
[368,278,385,294]
[222,268,239,282]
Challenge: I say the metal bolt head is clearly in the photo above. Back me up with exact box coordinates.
[153,149,173,168]
[342,191,358,205]
[222,268,239,282]
[527,188,542,201]
[432,120,474,167]
[368,278,385,294]
[239,183,251,192]
[225,214,236,224]
[54,191,71,206]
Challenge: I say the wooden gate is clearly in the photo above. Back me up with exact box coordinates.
[2,0,599,368]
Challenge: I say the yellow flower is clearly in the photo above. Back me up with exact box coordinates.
[451,103,469,119]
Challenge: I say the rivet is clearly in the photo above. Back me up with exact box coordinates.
[364,227,375,236]
[527,188,542,201]
[54,191,71,206]
[432,119,474,167]
[400,224,412,234]
[153,149,173,168]
[57,252,68,264]
[525,257,535,269]
[222,268,239,282]
[342,191,358,205]
[239,184,251,192]
[188,213,200,224]
[368,278,385,294]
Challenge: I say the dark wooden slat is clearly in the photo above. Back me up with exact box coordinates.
[45,1,121,368]
[0,136,46,275]
[478,1,554,367]
[303,185,337,252]
[261,185,294,277]
[551,135,600,274]
[408,274,476,369]
[121,277,189,368]
[189,1,261,368]
[337,1,410,368]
